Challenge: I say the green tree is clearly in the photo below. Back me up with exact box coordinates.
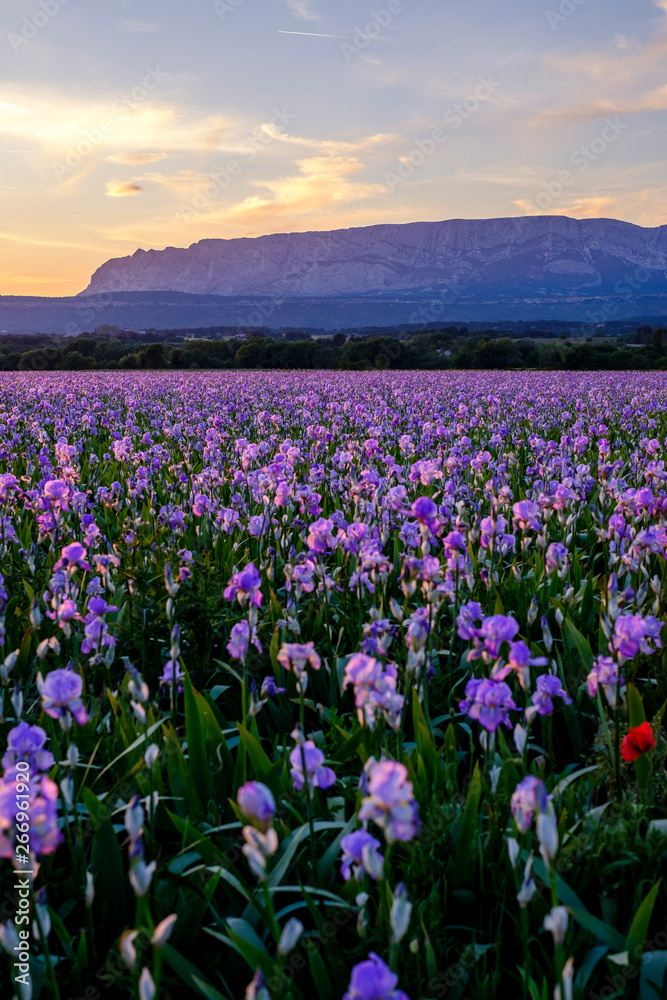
[651,328,664,354]
[138,343,166,369]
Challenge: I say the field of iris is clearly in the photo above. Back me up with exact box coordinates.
[0,370,666,1000]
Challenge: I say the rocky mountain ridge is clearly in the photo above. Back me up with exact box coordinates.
[81,216,667,299]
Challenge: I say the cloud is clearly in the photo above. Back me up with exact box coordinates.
[532,5,667,126]
[224,152,386,224]
[257,124,397,153]
[537,83,667,125]
[117,20,159,32]
[0,86,238,162]
[140,170,220,197]
[106,181,143,197]
[107,152,170,165]
[612,34,640,51]
[0,233,109,251]
[513,188,667,227]
[513,196,617,218]
[285,0,318,20]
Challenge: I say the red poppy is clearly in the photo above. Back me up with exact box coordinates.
[621,722,656,762]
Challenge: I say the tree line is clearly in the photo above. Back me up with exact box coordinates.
[0,326,665,372]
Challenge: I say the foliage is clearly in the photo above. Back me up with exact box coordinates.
[0,371,666,1000]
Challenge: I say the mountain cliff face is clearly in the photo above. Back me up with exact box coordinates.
[81,216,667,299]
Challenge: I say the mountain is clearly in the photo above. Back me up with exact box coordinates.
[4,217,667,334]
[81,216,667,300]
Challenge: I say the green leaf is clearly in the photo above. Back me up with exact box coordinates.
[574,945,609,993]
[268,821,346,888]
[625,880,662,963]
[641,950,667,1000]
[444,723,458,791]
[529,854,585,912]
[238,723,283,794]
[94,718,165,784]
[307,941,334,1000]
[162,943,232,1000]
[164,724,203,820]
[200,693,235,795]
[412,686,442,791]
[331,726,366,764]
[318,815,356,882]
[627,684,652,796]
[184,669,214,812]
[421,919,438,982]
[552,765,599,797]
[269,627,281,674]
[449,763,481,889]
[563,617,594,672]
[204,924,274,979]
[628,683,647,728]
[81,787,126,942]
[569,908,626,952]
[168,810,227,868]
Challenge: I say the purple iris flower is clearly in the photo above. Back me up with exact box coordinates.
[460,677,516,731]
[340,829,384,882]
[358,760,419,843]
[612,613,662,664]
[343,953,410,1000]
[456,601,484,640]
[226,620,262,662]
[586,655,625,707]
[55,541,91,572]
[492,640,548,689]
[531,674,572,715]
[159,659,185,692]
[511,775,548,834]
[442,529,467,553]
[512,500,540,531]
[477,615,520,658]
[0,771,62,858]
[2,722,54,773]
[305,517,338,554]
[343,653,404,731]
[260,676,286,698]
[223,562,263,608]
[410,496,439,530]
[39,668,89,728]
[237,782,276,832]
[545,542,569,577]
[289,741,336,794]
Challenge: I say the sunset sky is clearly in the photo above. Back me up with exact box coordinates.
[1,0,666,296]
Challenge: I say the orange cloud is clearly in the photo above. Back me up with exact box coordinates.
[223,153,386,224]
[107,152,170,165]
[106,181,143,197]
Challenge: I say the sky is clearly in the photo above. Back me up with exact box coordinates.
[1,0,666,297]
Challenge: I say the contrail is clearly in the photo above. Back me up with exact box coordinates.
[278,30,344,37]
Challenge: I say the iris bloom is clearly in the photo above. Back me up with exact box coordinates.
[343,953,410,1000]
